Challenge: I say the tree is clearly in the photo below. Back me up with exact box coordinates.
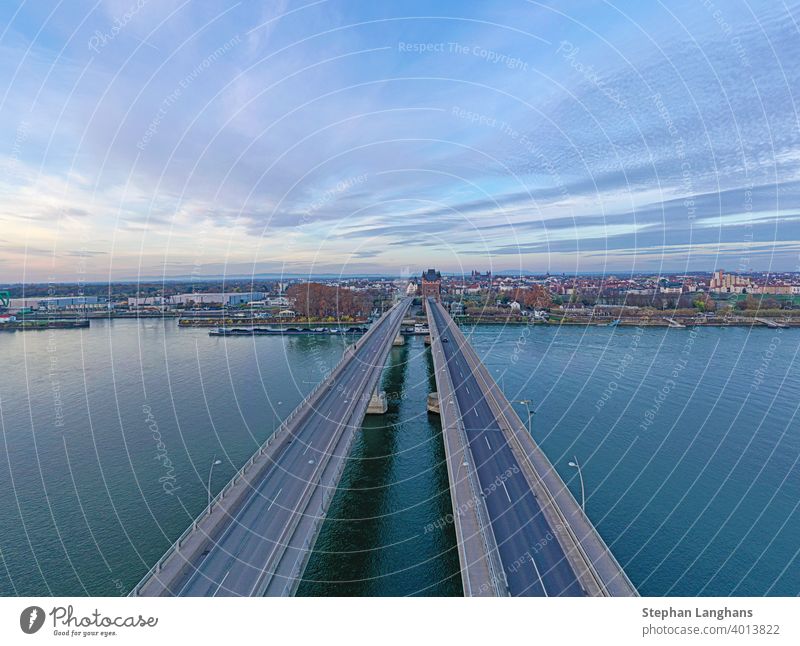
[285,283,369,319]
[692,293,715,312]
[511,285,553,310]
[736,296,759,310]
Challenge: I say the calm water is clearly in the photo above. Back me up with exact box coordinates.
[0,319,797,596]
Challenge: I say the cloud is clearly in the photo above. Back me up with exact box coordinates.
[1,0,799,279]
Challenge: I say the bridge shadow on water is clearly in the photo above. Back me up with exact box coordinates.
[297,336,462,596]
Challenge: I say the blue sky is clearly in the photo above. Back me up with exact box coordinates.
[1,0,799,281]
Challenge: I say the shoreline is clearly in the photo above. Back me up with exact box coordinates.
[455,317,799,329]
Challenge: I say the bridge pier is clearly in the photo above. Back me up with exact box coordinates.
[423,335,431,345]
[366,388,388,414]
[427,392,440,414]
[392,333,405,346]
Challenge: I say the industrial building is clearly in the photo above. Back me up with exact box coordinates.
[170,292,266,306]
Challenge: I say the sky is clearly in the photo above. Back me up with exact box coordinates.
[1,0,800,282]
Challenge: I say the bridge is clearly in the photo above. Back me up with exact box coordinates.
[132,297,412,596]
[426,298,637,596]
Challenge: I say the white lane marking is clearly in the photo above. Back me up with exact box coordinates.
[466,387,470,394]
[529,554,549,597]
[501,480,512,502]
[473,409,478,417]
[485,437,491,450]
[267,488,282,511]
[303,442,312,455]
[212,571,230,596]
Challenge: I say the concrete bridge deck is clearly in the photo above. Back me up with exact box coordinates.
[428,318,506,596]
[132,297,412,597]
[426,299,637,597]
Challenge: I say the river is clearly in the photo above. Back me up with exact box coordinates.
[0,319,797,596]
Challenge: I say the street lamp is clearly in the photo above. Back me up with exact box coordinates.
[512,399,535,436]
[568,456,585,512]
[208,456,222,507]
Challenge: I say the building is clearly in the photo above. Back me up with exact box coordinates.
[659,281,684,295]
[449,301,465,316]
[171,292,266,307]
[266,296,292,307]
[750,284,793,295]
[420,269,442,309]
[709,270,751,294]
[38,296,107,310]
[128,296,167,307]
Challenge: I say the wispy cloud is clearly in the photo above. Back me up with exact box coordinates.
[0,0,798,280]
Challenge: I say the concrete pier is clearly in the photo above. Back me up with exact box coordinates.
[366,389,388,414]
[427,392,440,414]
[392,333,405,346]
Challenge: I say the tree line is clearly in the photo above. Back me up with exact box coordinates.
[286,282,372,319]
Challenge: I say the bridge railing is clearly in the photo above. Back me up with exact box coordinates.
[130,299,410,596]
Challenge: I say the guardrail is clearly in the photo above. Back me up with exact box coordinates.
[130,299,411,596]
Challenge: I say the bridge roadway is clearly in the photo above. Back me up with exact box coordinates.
[133,297,412,597]
[427,299,638,596]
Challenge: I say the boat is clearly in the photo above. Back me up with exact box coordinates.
[209,326,368,337]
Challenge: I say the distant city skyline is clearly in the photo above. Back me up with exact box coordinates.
[2,1,800,282]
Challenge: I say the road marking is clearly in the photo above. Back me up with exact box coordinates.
[212,571,230,597]
[529,554,549,597]
[303,442,312,455]
[501,480,512,502]
[473,409,478,417]
[485,437,491,450]
[267,488,282,511]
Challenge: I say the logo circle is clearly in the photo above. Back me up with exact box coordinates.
[20,606,45,634]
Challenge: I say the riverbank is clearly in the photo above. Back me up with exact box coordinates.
[457,315,800,328]
[180,317,369,327]
[0,318,90,331]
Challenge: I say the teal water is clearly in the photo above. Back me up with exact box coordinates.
[0,319,797,596]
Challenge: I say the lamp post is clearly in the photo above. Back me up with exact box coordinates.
[513,399,534,436]
[208,456,222,507]
[568,456,585,512]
